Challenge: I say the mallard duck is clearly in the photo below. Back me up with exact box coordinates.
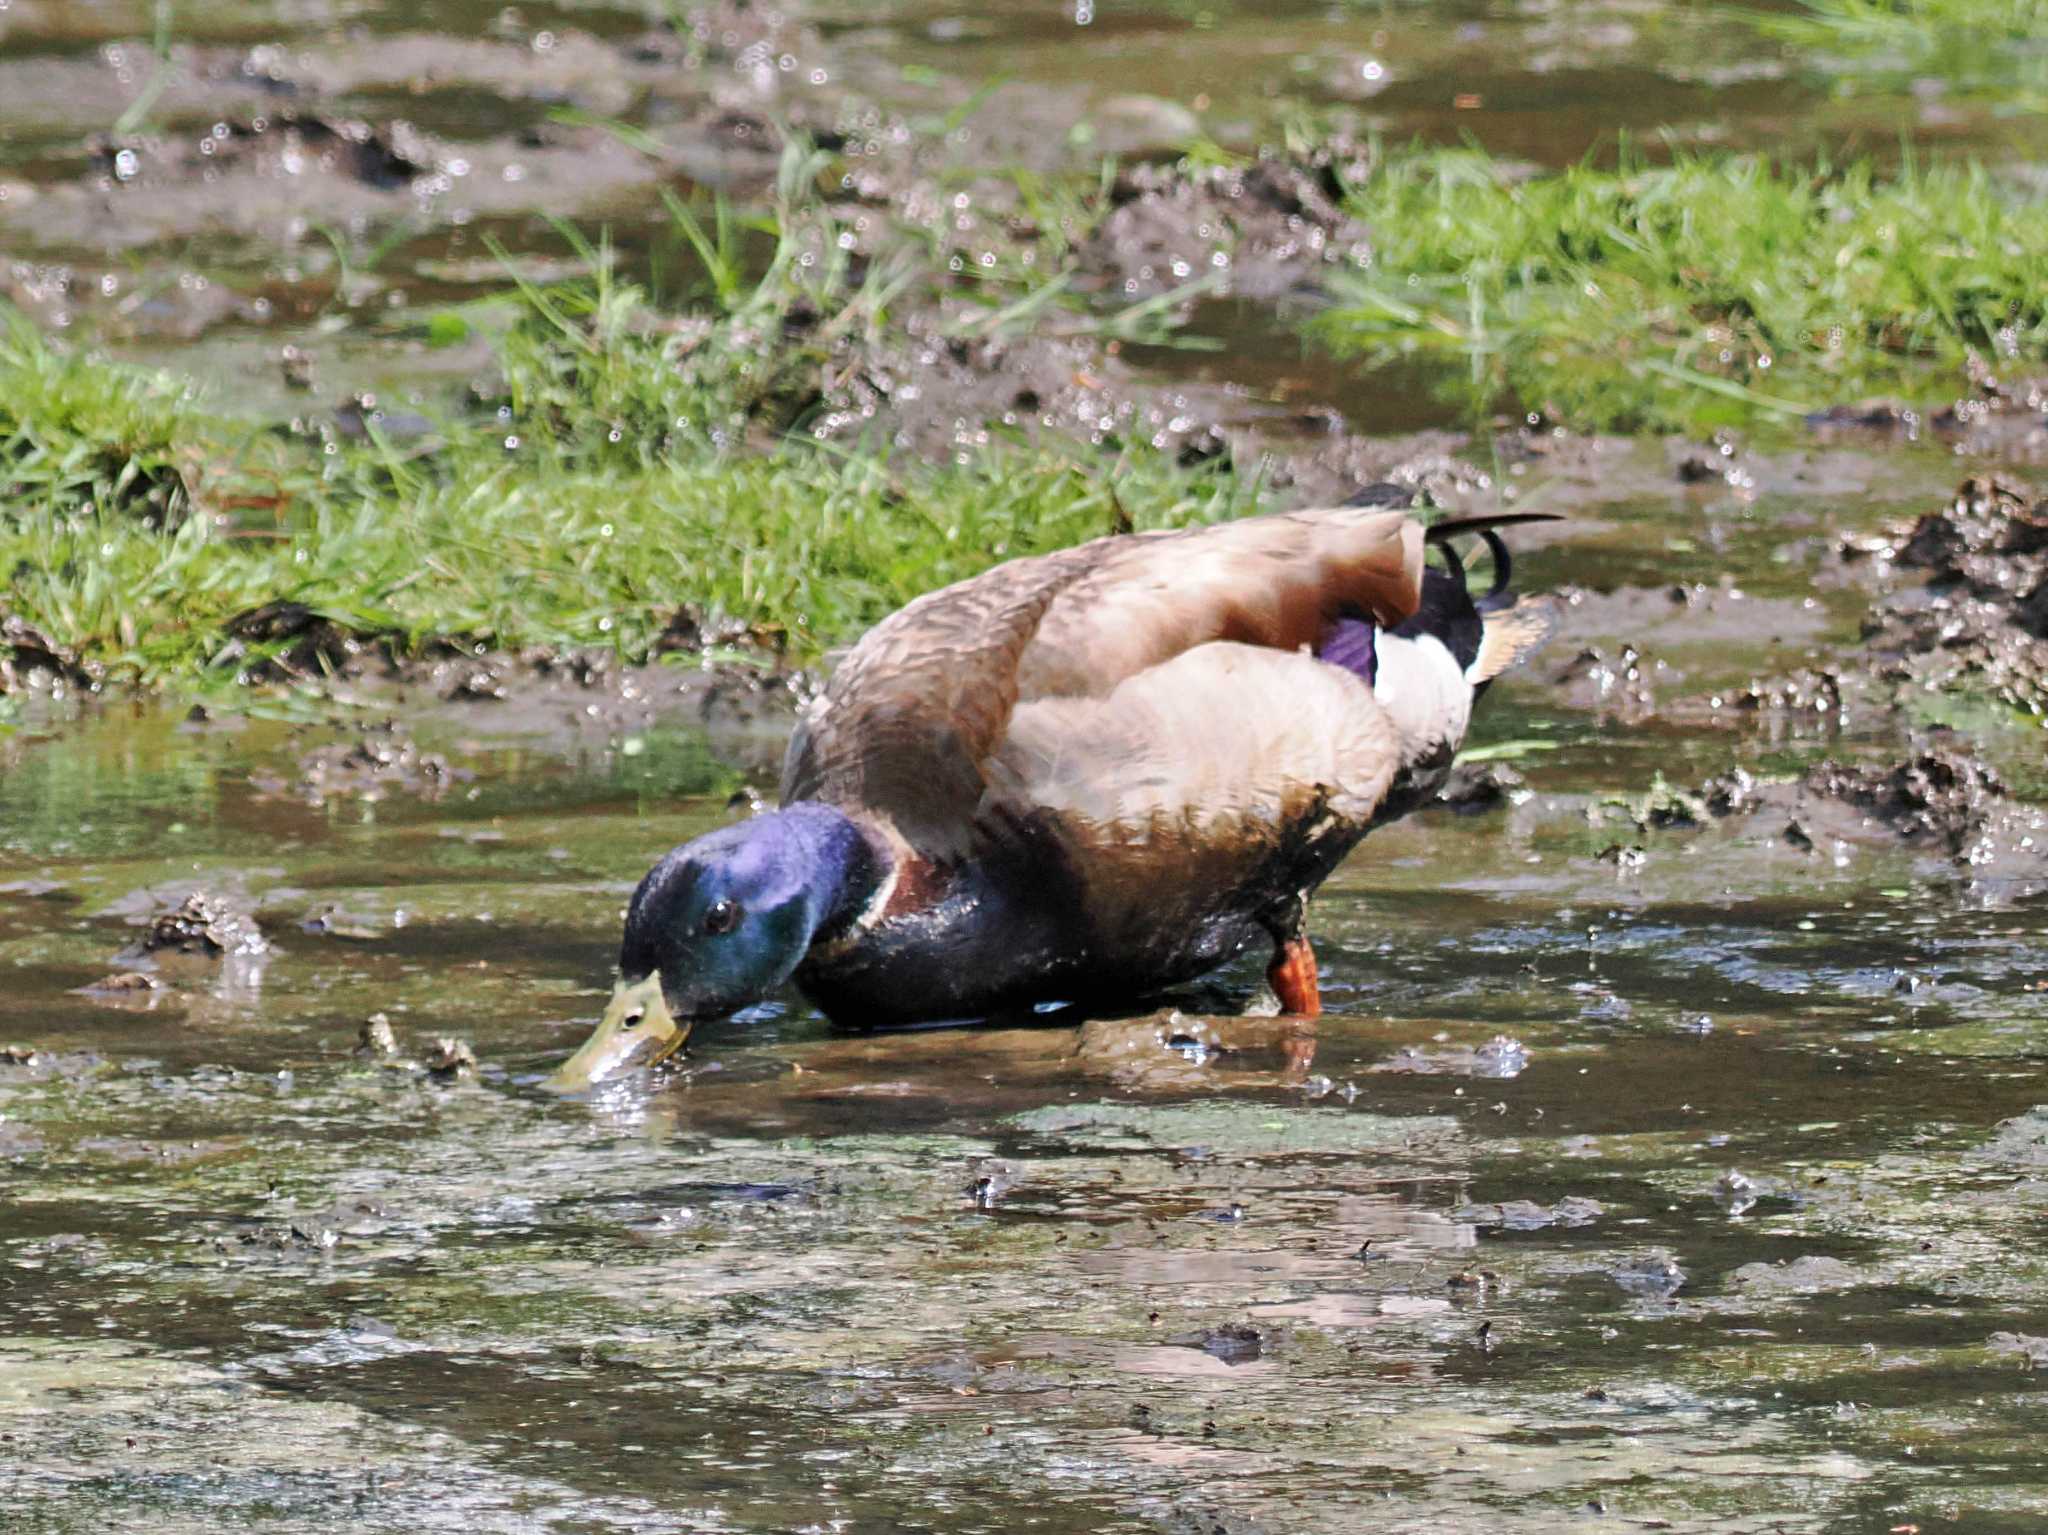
[549,497,1557,1087]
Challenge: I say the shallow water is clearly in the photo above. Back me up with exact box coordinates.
[6,471,2048,1533]
[8,0,2048,1528]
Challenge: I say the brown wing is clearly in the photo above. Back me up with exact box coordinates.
[779,547,1097,855]
[780,507,1425,855]
[1015,506,1423,699]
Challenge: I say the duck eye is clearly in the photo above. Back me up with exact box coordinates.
[703,898,741,935]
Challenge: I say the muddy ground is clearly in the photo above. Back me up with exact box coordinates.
[8,511,2048,1531]
[8,1,2048,1533]
[8,451,2048,1535]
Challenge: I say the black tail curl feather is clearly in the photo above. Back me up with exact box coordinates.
[1424,512,1564,608]
[1380,511,1563,671]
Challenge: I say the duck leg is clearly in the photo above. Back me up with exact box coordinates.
[1259,895,1323,1018]
[1267,937,1323,1018]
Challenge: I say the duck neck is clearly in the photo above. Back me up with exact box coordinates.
[773,802,888,948]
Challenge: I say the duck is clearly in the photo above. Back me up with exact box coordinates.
[548,494,1558,1088]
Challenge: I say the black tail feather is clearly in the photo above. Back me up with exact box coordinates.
[1422,511,1567,540]
[1469,527,1513,604]
[1383,512,1564,671]
[1425,511,1562,607]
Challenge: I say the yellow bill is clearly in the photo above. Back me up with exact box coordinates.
[544,973,691,1092]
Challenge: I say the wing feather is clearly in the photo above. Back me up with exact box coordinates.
[779,507,1426,856]
[779,552,1091,855]
[1016,508,1423,699]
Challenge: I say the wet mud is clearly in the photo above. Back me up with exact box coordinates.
[1853,475,2048,716]
[4,0,2036,496]
[1076,146,1375,304]
[6,504,2048,1529]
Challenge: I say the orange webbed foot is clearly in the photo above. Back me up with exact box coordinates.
[1267,935,1322,1018]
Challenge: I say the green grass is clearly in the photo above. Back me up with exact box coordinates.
[11,127,2048,699]
[1751,0,2048,101]
[0,313,208,530]
[0,140,1264,696]
[0,320,1250,695]
[1317,146,2048,432]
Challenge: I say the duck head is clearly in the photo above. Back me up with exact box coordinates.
[546,804,878,1090]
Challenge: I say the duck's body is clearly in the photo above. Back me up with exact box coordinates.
[791,647,1425,1023]
[551,498,1556,1085]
